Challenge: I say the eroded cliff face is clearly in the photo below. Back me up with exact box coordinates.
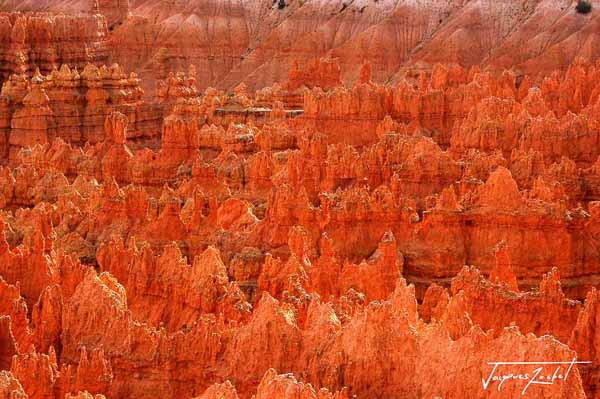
[112,0,600,91]
[0,12,110,83]
[5,0,600,92]
[2,0,600,398]
[0,63,161,162]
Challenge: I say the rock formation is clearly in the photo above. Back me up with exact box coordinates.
[0,63,159,161]
[1,2,600,399]
[0,12,110,82]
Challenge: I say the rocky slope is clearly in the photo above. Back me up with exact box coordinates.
[2,0,600,92]
[0,0,600,398]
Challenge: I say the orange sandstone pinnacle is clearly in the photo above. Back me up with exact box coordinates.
[2,1,600,398]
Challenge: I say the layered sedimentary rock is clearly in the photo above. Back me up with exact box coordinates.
[3,0,600,92]
[95,0,129,29]
[0,12,110,83]
[3,2,600,398]
[0,63,160,161]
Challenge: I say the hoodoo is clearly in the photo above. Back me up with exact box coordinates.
[0,0,599,398]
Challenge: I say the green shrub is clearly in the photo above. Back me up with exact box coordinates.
[576,1,592,14]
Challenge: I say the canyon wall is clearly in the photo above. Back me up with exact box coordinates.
[0,1,600,398]
[3,0,600,92]
[0,12,110,83]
